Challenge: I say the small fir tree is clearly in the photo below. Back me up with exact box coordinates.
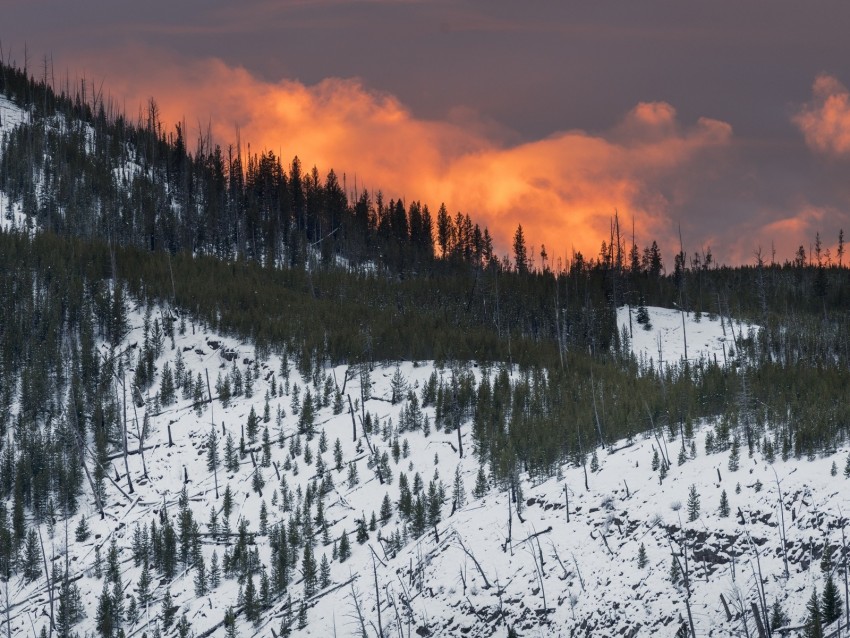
[719,490,730,517]
[687,484,701,522]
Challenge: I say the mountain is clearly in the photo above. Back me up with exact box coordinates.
[2,60,850,638]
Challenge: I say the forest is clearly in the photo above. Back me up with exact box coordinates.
[2,58,850,637]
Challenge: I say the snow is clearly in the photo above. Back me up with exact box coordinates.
[5,297,845,638]
[0,95,29,232]
[618,305,758,371]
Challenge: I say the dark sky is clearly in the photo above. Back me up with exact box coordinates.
[5,0,850,263]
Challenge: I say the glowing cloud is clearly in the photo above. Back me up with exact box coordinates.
[794,74,850,158]
[86,50,733,261]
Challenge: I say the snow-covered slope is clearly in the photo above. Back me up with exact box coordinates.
[618,305,758,370]
[9,301,847,638]
[0,94,28,231]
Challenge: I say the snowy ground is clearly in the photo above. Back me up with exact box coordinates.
[5,299,846,638]
[617,305,758,371]
[0,95,28,232]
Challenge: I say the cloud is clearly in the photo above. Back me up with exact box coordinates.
[794,73,850,158]
[82,49,733,263]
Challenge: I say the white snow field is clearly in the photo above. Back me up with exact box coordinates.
[617,304,758,371]
[5,300,847,638]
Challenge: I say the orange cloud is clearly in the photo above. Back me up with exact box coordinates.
[84,50,733,263]
[794,73,850,158]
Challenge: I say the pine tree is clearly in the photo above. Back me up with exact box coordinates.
[222,432,236,473]
[176,613,192,638]
[210,550,221,589]
[821,574,842,625]
[687,484,701,522]
[224,607,237,638]
[637,543,648,569]
[651,447,660,471]
[831,461,838,477]
[356,517,369,544]
[95,581,114,638]
[473,466,489,498]
[333,438,343,471]
[728,436,740,472]
[75,516,90,542]
[590,449,600,472]
[319,554,331,589]
[302,543,317,597]
[347,461,359,488]
[670,555,681,585]
[259,501,269,535]
[244,574,257,623]
[247,406,259,443]
[161,588,177,630]
[252,467,265,495]
[207,424,220,471]
[137,561,152,607]
[194,554,207,596]
[338,531,351,562]
[845,452,850,478]
[380,493,393,523]
[804,587,823,638]
[223,483,233,520]
[452,466,466,509]
[770,600,788,631]
[719,490,730,517]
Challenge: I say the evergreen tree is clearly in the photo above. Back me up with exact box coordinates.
[728,436,741,472]
[356,517,369,544]
[845,452,850,478]
[651,447,660,471]
[590,449,600,472]
[319,554,331,589]
[452,466,466,509]
[243,574,257,623]
[687,484,701,522]
[225,432,239,473]
[252,467,265,495]
[333,438,343,471]
[95,581,114,638]
[75,516,91,542]
[207,424,220,472]
[161,588,177,630]
[302,543,317,597]
[338,531,351,562]
[670,555,681,585]
[637,543,648,569]
[224,607,237,638]
[380,493,393,523]
[770,600,788,631]
[247,406,259,443]
[821,574,842,625]
[804,587,823,638]
[210,550,221,589]
[137,561,152,608]
[719,490,730,517]
[194,553,207,596]
[473,466,489,498]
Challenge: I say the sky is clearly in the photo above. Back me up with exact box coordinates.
[4,0,850,265]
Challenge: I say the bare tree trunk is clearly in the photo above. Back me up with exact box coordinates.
[37,526,55,634]
[372,552,383,638]
[347,395,357,443]
[122,373,134,494]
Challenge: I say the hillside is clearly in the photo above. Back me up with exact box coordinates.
[3,301,847,638]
